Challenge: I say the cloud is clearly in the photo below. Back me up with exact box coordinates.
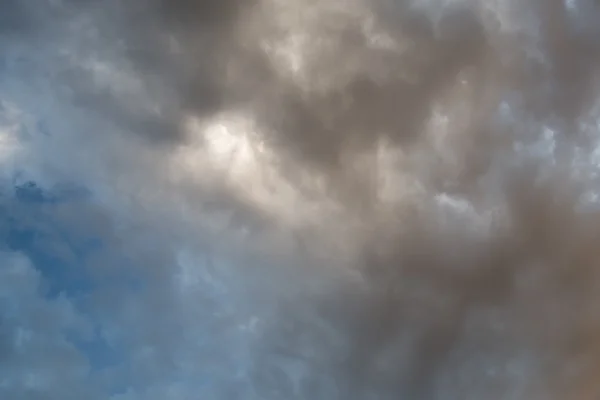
[0,251,100,400]
[3,0,600,399]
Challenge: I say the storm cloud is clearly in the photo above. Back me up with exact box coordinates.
[3,0,600,399]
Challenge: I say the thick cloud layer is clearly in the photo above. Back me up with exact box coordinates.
[3,0,600,399]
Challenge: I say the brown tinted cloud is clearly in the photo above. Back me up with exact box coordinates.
[5,0,600,398]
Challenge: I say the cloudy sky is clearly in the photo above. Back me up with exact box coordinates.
[2,0,600,399]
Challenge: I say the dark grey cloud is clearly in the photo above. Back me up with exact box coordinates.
[254,5,487,177]
[0,0,31,35]
[3,0,600,399]
[155,0,254,28]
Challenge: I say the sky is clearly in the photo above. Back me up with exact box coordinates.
[2,0,600,399]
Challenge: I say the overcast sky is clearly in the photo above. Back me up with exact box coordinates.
[2,0,600,399]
